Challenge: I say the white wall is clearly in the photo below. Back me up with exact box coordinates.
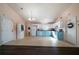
[0,15,16,44]
[0,4,25,44]
[32,24,53,30]
[66,16,77,45]
[0,4,25,24]
[0,16,1,45]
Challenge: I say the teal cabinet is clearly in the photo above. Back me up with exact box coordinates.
[56,31,63,40]
[37,31,52,37]
[52,31,63,40]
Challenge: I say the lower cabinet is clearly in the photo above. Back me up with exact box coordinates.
[37,30,52,37]
[52,31,64,40]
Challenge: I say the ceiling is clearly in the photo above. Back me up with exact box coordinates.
[8,3,72,24]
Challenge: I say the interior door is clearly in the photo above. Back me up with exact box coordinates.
[1,15,15,44]
[66,16,77,45]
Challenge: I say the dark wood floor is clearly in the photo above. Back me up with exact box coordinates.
[0,45,79,55]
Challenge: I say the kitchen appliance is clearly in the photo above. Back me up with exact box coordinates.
[30,25,37,36]
[17,24,25,39]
